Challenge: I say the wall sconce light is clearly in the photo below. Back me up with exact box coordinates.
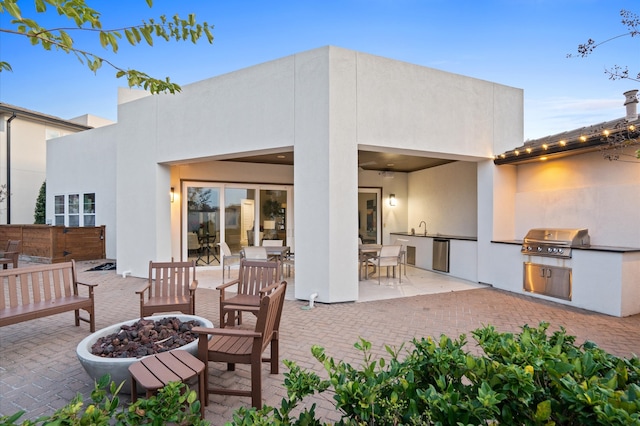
[388,194,396,207]
[170,187,175,203]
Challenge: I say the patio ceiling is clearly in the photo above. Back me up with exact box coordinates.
[223,150,454,173]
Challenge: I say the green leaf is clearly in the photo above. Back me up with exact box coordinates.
[534,400,552,421]
[35,0,46,13]
[124,29,136,45]
[59,30,73,51]
[3,0,22,19]
[99,31,108,48]
[140,26,154,45]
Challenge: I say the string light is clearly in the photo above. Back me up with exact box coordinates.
[493,118,639,165]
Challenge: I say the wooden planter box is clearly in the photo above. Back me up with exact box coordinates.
[0,225,106,263]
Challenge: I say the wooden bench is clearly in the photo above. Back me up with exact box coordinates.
[0,260,97,332]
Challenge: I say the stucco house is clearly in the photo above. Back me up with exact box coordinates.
[46,46,640,317]
[0,104,113,225]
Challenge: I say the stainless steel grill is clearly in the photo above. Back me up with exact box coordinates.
[521,228,590,258]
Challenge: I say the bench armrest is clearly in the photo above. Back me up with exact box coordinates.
[75,280,97,299]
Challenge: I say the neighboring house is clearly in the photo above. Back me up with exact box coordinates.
[0,103,113,225]
[46,46,640,316]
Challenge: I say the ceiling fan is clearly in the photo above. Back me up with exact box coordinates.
[358,160,377,171]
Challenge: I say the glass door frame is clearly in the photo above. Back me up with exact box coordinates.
[358,187,382,244]
[181,180,293,268]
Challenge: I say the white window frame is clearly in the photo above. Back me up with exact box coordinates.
[54,192,96,227]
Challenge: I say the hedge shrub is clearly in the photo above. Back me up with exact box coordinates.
[229,322,640,425]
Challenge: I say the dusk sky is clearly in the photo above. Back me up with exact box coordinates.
[1,0,638,140]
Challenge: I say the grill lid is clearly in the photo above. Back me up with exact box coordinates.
[523,228,590,247]
[521,228,590,258]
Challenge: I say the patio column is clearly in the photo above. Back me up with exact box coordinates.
[293,47,359,303]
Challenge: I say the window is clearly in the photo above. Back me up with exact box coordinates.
[68,194,80,226]
[54,195,65,225]
[83,194,96,226]
[54,193,96,226]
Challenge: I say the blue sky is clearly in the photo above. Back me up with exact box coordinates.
[1,0,638,140]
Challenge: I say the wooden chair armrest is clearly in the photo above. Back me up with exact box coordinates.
[216,279,239,291]
[189,279,198,291]
[259,281,283,297]
[77,281,98,288]
[192,326,261,338]
[135,282,151,295]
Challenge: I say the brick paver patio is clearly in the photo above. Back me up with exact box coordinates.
[1,260,639,424]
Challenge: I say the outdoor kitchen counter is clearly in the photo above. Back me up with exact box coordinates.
[492,239,640,253]
[490,239,640,317]
[392,232,476,241]
[390,233,477,282]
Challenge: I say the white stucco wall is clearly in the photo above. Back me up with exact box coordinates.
[47,45,523,302]
[0,116,75,225]
[46,125,117,258]
[407,161,478,238]
[3,118,47,224]
[512,150,640,247]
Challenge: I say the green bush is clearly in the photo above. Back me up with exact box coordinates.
[229,322,640,425]
[33,181,46,224]
[0,375,209,426]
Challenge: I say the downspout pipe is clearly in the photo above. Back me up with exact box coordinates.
[6,113,16,224]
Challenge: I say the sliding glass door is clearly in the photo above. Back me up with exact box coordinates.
[186,186,220,266]
[224,187,256,253]
[182,182,292,268]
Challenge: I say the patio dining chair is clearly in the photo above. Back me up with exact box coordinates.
[218,242,241,283]
[187,232,201,257]
[262,239,283,247]
[396,238,409,276]
[366,245,402,285]
[282,252,295,277]
[242,246,268,260]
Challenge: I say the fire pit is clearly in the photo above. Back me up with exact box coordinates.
[76,314,213,393]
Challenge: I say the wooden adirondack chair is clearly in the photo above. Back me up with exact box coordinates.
[193,281,287,408]
[136,260,198,317]
[216,259,279,327]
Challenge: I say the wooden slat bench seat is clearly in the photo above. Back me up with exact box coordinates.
[0,260,97,332]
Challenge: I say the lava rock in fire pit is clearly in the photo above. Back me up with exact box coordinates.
[90,317,198,358]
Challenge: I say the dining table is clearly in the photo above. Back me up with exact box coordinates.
[358,244,382,280]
